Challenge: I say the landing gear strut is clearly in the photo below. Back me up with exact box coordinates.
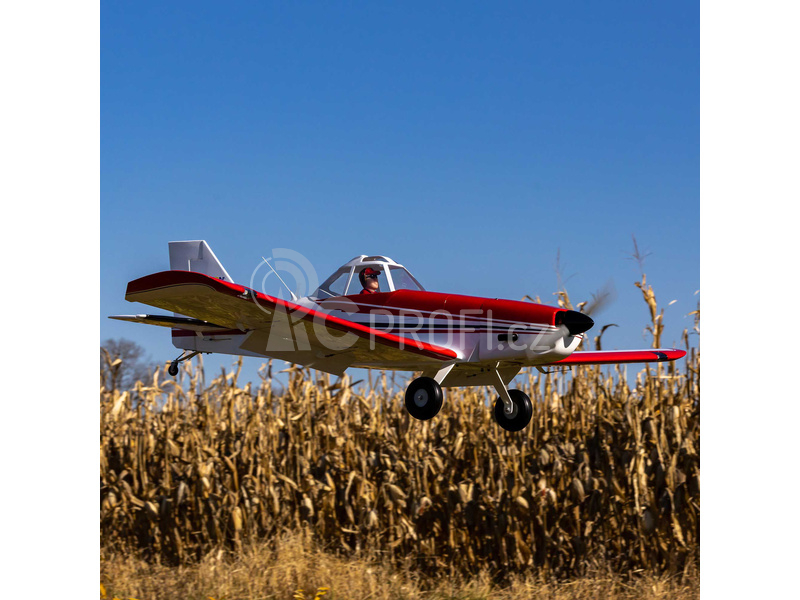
[489,367,533,432]
[402,363,533,431]
[168,350,201,377]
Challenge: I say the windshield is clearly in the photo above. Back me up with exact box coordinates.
[315,268,354,298]
[389,266,424,291]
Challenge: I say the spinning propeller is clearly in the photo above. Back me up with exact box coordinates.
[531,281,616,351]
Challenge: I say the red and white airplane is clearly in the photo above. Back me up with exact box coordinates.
[111,241,685,431]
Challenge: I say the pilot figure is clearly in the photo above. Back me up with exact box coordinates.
[359,267,381,294]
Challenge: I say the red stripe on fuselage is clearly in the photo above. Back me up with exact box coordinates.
[322,290,562,327]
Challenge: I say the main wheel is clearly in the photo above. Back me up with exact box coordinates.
[168,361,179,377]
[404,377,444,421]
[493,389,533,431]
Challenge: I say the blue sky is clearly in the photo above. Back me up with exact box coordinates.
[101,2,699,385]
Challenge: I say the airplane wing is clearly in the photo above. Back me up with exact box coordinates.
[546,348,686,366]
[122,270,459,372]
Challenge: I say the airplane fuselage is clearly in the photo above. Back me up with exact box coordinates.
[171,288,591,373]
[319,289,588,367]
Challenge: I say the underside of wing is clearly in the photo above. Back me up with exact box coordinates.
[546,348,687,366]
[123,270,459,372]
[109,314,231,333]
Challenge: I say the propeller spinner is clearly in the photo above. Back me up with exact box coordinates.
[555,310,594,335]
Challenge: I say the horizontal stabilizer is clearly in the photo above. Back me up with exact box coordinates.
[108,314,232,333]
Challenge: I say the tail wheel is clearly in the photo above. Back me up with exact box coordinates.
[493,389,533,431]
[404,377,444,421]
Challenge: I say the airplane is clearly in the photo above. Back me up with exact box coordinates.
[110,240,685,432]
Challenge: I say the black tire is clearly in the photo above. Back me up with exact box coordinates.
[493,389,533,431]
[404,377,444,421]
[168,362,179,377]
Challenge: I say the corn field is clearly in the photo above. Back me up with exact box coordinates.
[100,283,699,582]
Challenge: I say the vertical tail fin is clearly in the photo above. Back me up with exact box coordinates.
[168,240,234,283]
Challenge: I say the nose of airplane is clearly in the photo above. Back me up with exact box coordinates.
[556,310,594,335]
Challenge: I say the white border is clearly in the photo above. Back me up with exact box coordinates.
[1,2,99,596]
[702,1,799,597]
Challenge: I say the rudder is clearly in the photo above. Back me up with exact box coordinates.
[168,240,234,283]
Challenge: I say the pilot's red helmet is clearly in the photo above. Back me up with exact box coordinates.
[359,267,381,286]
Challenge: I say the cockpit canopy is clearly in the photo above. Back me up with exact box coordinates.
[312,255,425,298]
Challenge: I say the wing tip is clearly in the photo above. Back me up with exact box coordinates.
[655,348,687,361]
